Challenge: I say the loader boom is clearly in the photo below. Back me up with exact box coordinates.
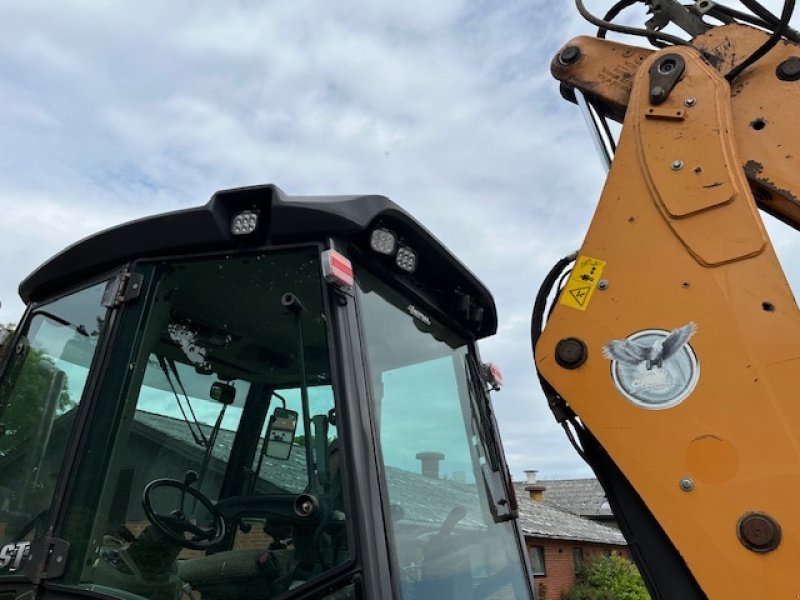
[537,2,800,597]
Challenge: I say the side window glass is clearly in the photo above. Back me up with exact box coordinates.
[356,268,531,600]
[0,281,108,549]
[320,581,359,599]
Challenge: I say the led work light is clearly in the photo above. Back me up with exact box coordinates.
[231,210,259,236]
[395,246,418,273]
[369,228,398,255]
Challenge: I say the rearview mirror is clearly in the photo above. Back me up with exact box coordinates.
[264,408,298,460]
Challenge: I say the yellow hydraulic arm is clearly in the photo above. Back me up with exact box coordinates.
[536,6,800,598]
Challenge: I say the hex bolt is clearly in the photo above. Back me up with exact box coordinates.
[555,338,588,370]
[597,279,609,290]
[679,478,694,492]
[558,45,582,66]
[671,160,684,171]
[684,97,697,107]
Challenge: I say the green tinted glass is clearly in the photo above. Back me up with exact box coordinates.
[0,281,108,550]
[60,249,349,599]
[356,268,530,600]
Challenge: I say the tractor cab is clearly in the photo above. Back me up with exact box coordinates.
[0,186,533,600]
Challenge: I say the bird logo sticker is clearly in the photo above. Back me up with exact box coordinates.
[603,322,699,409]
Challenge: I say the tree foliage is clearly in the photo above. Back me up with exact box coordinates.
[564,554,650,600]
[0,348,72,455]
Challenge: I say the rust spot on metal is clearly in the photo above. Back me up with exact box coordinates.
[744,160,764,178]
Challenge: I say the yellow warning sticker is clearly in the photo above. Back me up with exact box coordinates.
[559,255,606,311]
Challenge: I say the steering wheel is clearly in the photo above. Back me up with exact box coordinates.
[142,477,226,550]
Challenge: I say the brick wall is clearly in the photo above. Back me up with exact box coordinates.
[527,538,629,600]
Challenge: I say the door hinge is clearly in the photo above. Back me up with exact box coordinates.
[102,271,144,308]
[23,536,70,583]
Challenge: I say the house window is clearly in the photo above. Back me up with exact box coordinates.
[529,545,546,576]
[573,547,584,573]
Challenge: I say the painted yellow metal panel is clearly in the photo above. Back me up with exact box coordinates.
[540,44,800,598]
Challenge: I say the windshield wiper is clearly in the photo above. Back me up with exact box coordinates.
[30,310,91,337]
[465,355,516,522]
[282,292,316,490]
[156,355,209,448]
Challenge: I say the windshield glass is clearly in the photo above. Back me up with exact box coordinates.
[0,280,109,559]
[356,269,530,599]
[59,248,349,600]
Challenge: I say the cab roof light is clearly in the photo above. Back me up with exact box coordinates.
[231,210,259,236]
[395,245,418,273]
[370,228,397,255]
[322,249,354,289]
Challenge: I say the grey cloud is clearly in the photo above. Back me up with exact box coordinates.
[4,2,796,480]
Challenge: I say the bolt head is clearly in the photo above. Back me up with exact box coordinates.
[738,512,781,552]
[679,478,694,491]
[650,85,666,102]
[671,160,684,171]
[555,338,588,369]
[684,97,696,107]
[777,57,800,81]
[558,45,582,66]
[597,279,609,290]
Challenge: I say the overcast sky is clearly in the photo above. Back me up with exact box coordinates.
[1,1,798,480]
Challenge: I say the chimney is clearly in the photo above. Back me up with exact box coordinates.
[524,469,546,502]
[416,452,445,479]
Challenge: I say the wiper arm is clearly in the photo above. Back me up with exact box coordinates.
[465,356,502,470]
[30,310,90,337]
[156,355,208,448]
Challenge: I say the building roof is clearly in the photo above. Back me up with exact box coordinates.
[135,410,491,528]
[536,478,614,519]
[513,484,625,546]
[134,412,624,544]
[134,410,309,494]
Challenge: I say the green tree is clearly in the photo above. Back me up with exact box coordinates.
[0,348,72,455]
[563,554,650,600]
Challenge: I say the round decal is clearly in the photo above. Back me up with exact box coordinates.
[602,322,699,410]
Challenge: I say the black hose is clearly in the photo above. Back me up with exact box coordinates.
[530,252,577,356]
[575,0,689,46]
[707,2,800,42]
[740,0,800,42]
[597,0,639,38]
[531,252,578,425]
[727,0,796,81]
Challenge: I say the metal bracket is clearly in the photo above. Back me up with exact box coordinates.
[646,0,711,36]
[101,271,144,308]
[23,536,70,583]
[692,0,715,17]
[648,54,686,105]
